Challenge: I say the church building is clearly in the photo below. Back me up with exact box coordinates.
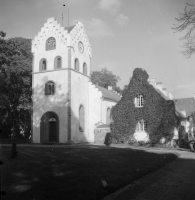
[32,18,121,144]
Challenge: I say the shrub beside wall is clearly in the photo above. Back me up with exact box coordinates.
[111,68,177,144]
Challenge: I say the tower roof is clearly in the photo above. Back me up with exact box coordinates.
[65,25,76,33]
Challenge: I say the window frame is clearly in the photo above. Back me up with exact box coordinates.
[83,62,87,75]
[45,81,55,95]
[136,120,147,132]
[46,37,56,51]
[74,58,80,72]
[135,95,144,108]
[79,105,85,132]
[39,58,47,71]
[106,107,111,124]
[54,56,62,69]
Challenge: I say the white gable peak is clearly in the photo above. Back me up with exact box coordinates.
[32,18,68,53]
[69,21,92,58]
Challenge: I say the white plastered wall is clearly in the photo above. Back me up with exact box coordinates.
[32,70,69,143]
[68,22,91,143]
[71,71,90,142]
[101,99,117,124]
[88,83,102,143]
[32,18,69,143]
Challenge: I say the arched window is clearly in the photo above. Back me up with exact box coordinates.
[83,63,87,75]
[40,59,47,71]
[134,95,144,107]
[45,81,55,95]
[136,120,147,132]
[79,105,85,132]
[110,106,114,123]
[106,107,111,124]
[75,58,79,71]
[46,37,56,51]
[54,56,62,69]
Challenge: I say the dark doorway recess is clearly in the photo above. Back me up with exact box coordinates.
[40,112,59,144]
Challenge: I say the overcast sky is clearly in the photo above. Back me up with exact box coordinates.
[1,0,195,98]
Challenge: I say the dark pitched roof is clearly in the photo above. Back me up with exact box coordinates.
[65,25,75,33]
[96,85,121,102]
[174,98,195,117]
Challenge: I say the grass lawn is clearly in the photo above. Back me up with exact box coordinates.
[1,145,177,200]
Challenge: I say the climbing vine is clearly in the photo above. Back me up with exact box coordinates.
[110,68,178,144]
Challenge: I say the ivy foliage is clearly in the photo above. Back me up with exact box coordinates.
[110,68,178,144]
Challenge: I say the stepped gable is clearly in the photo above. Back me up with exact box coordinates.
[32,18,68,52]
[69,21,92,58]
[32,18,92,59]
[96,85,121,102]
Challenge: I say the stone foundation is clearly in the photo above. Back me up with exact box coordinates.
[94,124,110,144]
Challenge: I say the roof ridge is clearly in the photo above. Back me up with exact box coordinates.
[95,85,121,102]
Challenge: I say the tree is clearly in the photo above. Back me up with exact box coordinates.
[172,3,195,58]
[0,33,32,137]
[112,86,122,95]
[91,67,121,89]
[0,31,6,38]
[122,84,128,96]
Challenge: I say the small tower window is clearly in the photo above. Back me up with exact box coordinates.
[54,56,62,69]
[75,58,79,71]
[46,37,56,51]
[40,59,47,71]
[79,105,85,132]
[83,63,87,75]
[136,120,147,132]
[134,95,144,107]
[45,81,55,95]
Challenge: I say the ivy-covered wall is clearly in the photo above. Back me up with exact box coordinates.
[111,68,178,143]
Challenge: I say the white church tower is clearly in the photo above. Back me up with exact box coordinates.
[32,18,92,143]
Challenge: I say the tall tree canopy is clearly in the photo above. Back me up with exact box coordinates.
[91,67,121,93]
[0,32,32,136]
[172,3,195,58]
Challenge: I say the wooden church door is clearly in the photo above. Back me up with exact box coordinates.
[49,119,57,142]
[40,112,59,143]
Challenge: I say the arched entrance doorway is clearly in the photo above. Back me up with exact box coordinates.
[40,112,59,143]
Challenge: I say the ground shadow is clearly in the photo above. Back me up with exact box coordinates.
[1,145,188,200]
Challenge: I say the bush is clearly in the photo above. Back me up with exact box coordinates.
[104,132,112,146]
